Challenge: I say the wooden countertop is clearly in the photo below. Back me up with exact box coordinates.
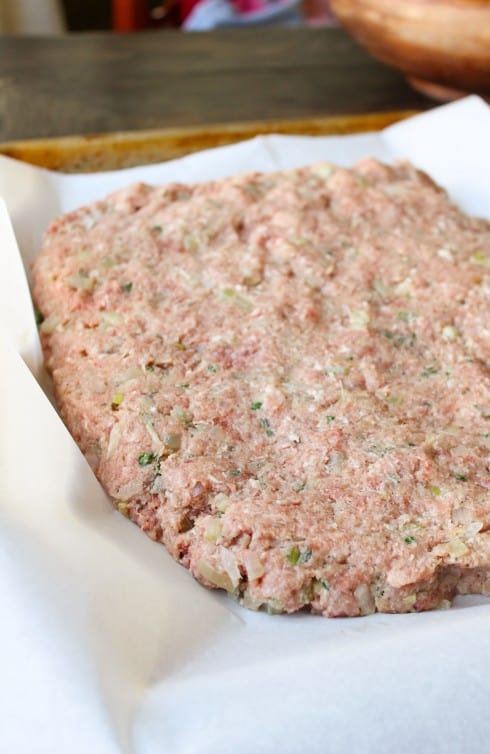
[0,27,431,143]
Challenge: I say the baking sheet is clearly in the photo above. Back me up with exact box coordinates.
[0,111,417,172]
[0,95,489,754]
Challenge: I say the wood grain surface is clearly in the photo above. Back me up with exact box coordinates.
[0,27,430,144]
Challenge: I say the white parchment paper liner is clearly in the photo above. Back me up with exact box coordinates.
[1,96,489,754]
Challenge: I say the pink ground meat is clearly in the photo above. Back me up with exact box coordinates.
[32,159,490,617]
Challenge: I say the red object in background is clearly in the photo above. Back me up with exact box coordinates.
[179,0,202,22]
[232,0,265,13]
[112,0,149,30]
[112,0,199,28]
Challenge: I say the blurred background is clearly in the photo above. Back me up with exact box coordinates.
[2,0,487,100]
[0,0,338,33]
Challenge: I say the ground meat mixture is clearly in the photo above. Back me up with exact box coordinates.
[32,159,490,617]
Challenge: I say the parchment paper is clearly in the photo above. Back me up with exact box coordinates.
[1,96,489,754]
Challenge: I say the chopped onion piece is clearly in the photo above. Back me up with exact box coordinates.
[115,366,141,384]
[242,550,265,581]
[204,518,222,542]
[394,278,414,297]
[402,593,417,608]
[220,548,241,589]
[102,311,124,326]
[241,591,263,611]
[437,248,454,262]
[265,599,283,615]
[373,278,391,298]
[354,583,375,615]
[452,506,473,524]
[327,450,345,469]
[447,538,469,558]
[117,480,141,499]
[143,417,163,446]
[349,308,370,330]
[66,269,95,291]
[198,559,235,592]
[39,312,61,334]
[165,433,182,452]
[107,423,121,458]
[171,405,193,425]
[436,599,451,610]
[312,162,333,179]
[213,493,230,513]
[441,325,458,341]
[464,521,483,538]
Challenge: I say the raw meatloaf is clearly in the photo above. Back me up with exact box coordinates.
[32,159,490,617]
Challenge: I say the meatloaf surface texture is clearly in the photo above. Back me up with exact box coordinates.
[32,159,490,617]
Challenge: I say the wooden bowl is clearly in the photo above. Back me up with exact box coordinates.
[329,0,490,100]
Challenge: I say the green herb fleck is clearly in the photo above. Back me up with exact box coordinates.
[481,433,490,438]
[287,546,312,565]
[122,282,133,293]
[326,415,335,423]
[395,335,408,346]
[421,366,438,377]
[177,383,189,389]
[34,307,44,325]
[318,578,330,590]
[151,224,162,233]
[174,342,186,351]
[229,469,241,477]
[145,364,155,371]
[396,310,411,322]
[207,364,217,373]
[454,472,468,482]
[382,329,413,347]
[428,484,441,496]
[471,251,488,266]
[111,392,124,410]
[287,546,301,565]
[404,536,416,544]
[386,395,403,406]
[368,443,391,457]
[260,417,274,437]
[138,452,157,466]
[251,401,263,411]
